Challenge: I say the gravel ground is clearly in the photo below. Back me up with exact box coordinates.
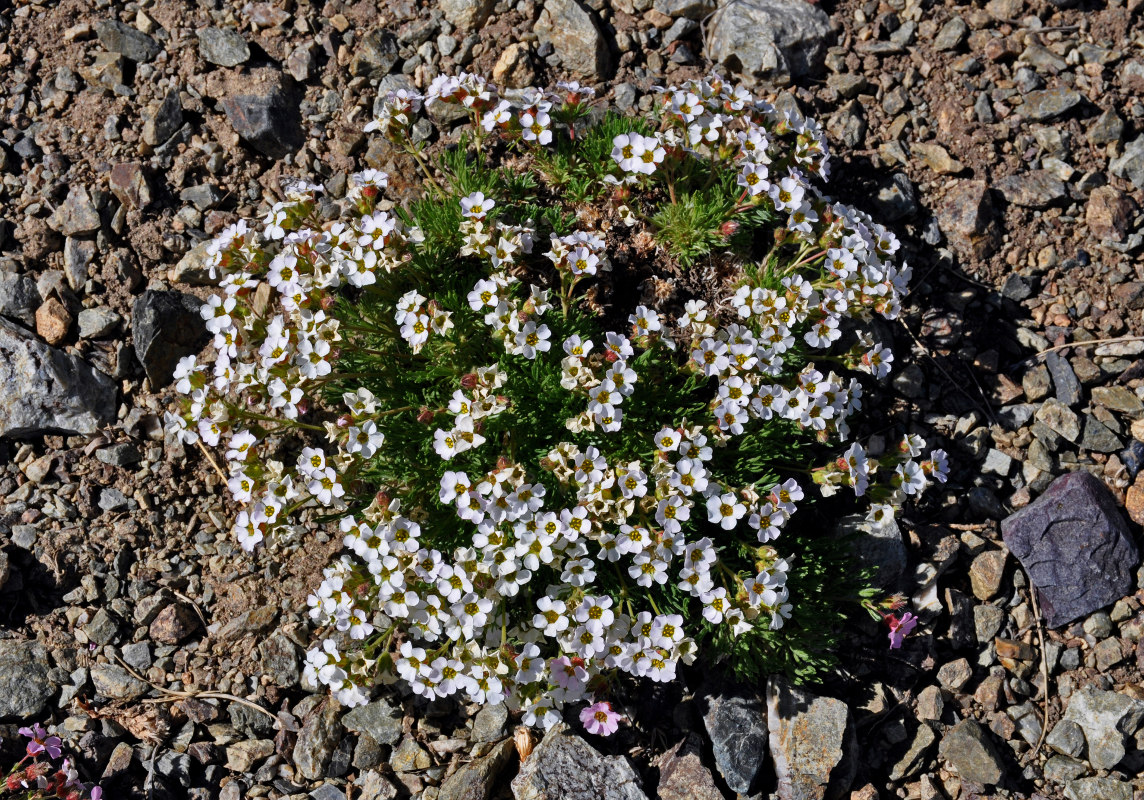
[2,0,1144,798]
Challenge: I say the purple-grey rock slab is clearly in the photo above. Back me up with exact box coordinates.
[1001,471,1139,628]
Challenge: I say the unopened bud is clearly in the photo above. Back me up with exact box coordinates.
[337,414,352,428]
[296,399,310,416]
[375,490,391,508]
[460,373,479,389]
[416,406,434,424]
[720,219,740,237]
[496,455,511,471]
[321,294,337,310]
[604,349,619,363]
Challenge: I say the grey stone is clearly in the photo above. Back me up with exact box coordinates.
[293,698,344,781]
[889,722,936,780]
[95,20,161,62]
[938,718,1005,786]
[702,686,768,794]
[995,170,1067,208]
[654,0,715,18]
[438,738,514,800]
[1109,136,1144,192]
[511,722,647,800]
[1046,718,1086,758]
[767,675,856,800]
[49,185,101,236]
[827,100,867,149]
[1022,88,1084,121]
[0,317,116,437]
[0,273,41,327]
[937,658,972,692]
[834,513,906,588]
[180,184,223,211]
[937,180,999,260]
[535,0,613,80]
[221,68,302,159]
[982,449,1012,477]
[1059,685,1144,770]
[1045,352,1081,406]
[78,307,122,339]
[1088,109,1124,147]
[90,664,149,701]
[198,27,250,67]
[258,633,301,688]
[1002,471,1139,628]
[933,16,967,51]
[441,0,495,31]
[132,290,210,388]
[655,734,723,800]
[1064,776,1133,800]
[1034,398,1081,443]
[614,82,637,112]
[84,608,120,645]
[342,698,402,745]
[351,29,400,77]
[1080,415,1122,453]
[0,641,54,719]
[121,641,152,672]
[1043,754,1086,783]
[63,237,97,291]
[872,172,918,222]
[310,784,347,800]
[358,769,401,800]
[471,702,508,742]
[974,604,1004,643]
[707,0,832,82]
[142,89,183,147]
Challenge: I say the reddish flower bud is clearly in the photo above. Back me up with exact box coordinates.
[320,294,337,311]
[604,349,619,363]
[296,399,310,416]
[416,406,434,424]
[375,490,391,508]
[337,414,352,428]
[460,373,479,389]
[720,220,740,238]
[362,185,380,200]
[496,455,511,471]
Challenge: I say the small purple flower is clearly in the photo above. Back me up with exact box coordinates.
[91,785,104,799]
[19,723,62,759]
[887,611,918,649]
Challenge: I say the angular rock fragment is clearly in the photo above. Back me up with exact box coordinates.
[511,722,647,800]
[535,0,614,81]
[1001,471,1138,628]
[0,317,116,437]
[706,0,832,82]
[767,675,856,800]
[131,290,210,387]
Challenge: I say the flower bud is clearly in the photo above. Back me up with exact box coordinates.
[375,490,391,508]
[416,406,434,424]
[460,373,479,389]
[321,294,337,311]
[720,220,740,238]
[297,399,310,416]
[337,414,352,428]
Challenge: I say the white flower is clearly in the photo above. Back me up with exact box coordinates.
[515,321,552,359]
[346,421,385,459]
[706,492,746,530]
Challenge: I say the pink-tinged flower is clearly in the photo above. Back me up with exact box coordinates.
[580,701,621,736]
[19,723,62,759]
[887,611,918,649]
[91,785,104,799]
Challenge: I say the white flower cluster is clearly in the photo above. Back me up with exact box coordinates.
[168,72,950,719]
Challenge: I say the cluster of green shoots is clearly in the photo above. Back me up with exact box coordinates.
[166,72,945,726]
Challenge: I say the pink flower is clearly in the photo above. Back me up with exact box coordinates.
[887,611,918,649]
[580,701,621,736]
[18,723,62,760]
